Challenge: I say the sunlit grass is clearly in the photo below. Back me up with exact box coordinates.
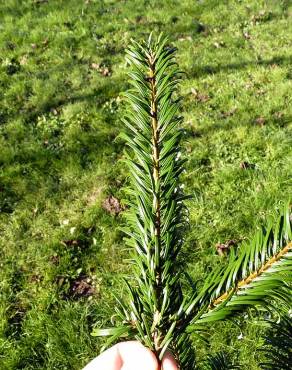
[0,0,291,368]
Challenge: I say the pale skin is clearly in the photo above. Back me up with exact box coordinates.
[83,341,179,370]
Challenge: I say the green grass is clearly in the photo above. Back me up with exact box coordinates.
[0,0,291,369]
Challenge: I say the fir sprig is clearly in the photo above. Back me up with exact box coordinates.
[94,34,292,369]
[121,33,192,365]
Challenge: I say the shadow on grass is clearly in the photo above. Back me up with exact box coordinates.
[188,55,292,79]
[183,113,292,141]
[15,75,126,125]
[0,72,125,214]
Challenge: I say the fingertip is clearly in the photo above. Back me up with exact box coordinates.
[162,351,179,370]
[117,341,158,370]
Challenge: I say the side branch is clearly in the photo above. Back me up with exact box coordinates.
[210,242,292,307]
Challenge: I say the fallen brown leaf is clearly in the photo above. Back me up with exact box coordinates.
[101,66,110,76]
[255,117,266,126]
[91,62,100,70]
[90,62,111,76]
[220,107,237,118]
[102,195,123,215]
[191,88,210,103]
[216,239,237,256]
[70,276,95,298]
[60,239,79,247]
[243,31,251,40]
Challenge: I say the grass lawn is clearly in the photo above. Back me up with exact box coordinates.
[0,0,291,369]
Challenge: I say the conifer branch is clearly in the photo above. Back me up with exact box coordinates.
[117,33,192,366]
[260,314,292,369]
[211,241,292,307]
[201,351,240,370]
[93,34,292,369]
[187,206,292,325]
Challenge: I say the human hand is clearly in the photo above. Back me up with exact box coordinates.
[83,341,179,370]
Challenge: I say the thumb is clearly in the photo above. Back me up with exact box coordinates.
[83,341,158,370]
[118,341,158,370]
[162,351,179,370]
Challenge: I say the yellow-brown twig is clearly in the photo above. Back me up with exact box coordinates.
[210,241,292,308]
